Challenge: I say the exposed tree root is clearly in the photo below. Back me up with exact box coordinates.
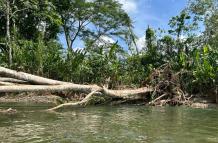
[146,64,192,106]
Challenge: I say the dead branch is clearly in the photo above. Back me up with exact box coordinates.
[48,90,101,111]
[149,93,168,105]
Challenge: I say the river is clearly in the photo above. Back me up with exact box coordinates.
[0,104,218,143]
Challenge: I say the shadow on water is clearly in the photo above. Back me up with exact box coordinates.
[0,104,218,143]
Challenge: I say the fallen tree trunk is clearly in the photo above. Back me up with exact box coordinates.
[0,84,101,93]
[103,86,153,99]
[0,77,28,84]
[0,84,153,111]
[0,84,152,99]
[0,66,154,111]
[0,67,66,85]
[0,81,15,86]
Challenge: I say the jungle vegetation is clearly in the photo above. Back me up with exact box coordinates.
[0,0,217,98]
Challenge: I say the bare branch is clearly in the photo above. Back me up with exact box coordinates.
[69,20,84,49]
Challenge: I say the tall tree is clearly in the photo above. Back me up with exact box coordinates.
[168,10,199,55]
[160,35,175,56]
[0,0,12,66]
[145,26,156,53]
[53,0,132,52]
[188,0,218,46]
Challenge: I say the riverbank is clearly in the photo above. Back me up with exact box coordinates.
[0,93,64,105]
[0,92,217,111]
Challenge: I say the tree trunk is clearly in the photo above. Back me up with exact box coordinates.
[0,84,101,93]
[6,0,12,67]
[0,77,28,84]
[0,67,67,85]
[0,81,15,86]
[102,86,152,99]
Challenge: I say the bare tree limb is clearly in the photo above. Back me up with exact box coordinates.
[47,90,100,111]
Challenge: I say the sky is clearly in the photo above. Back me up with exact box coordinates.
[59,0,188,50]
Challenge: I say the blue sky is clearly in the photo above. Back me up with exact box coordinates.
[59,0,188,50]
[126,0,187,35]
[123,0,188,49]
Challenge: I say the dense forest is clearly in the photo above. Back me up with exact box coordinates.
[0,0,217,106]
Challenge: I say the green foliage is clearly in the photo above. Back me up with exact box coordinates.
[168,11,191,39]
[160,35,175,56]
[54,0,132,51]
[192,45,217,91]
[0,0,217,97]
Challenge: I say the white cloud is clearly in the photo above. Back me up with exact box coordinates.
[96,36,115,46]
[73,47,84,52]
[117,0,138,13]
[101,36,115,43]
[87,0,138,13]
[136,35,145,51]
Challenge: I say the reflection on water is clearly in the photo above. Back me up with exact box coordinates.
[0,105,218,143]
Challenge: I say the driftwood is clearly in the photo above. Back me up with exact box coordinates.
[0,77,28,84]
[0,67,66,85]
[48,90,101,111]
[0,66,153,111]
[103,86,152,99]
[0,84,101,93]
[149,93,168,105]
[0,81,15,86]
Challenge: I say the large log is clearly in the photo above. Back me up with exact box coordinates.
[0,77,28,84]
[103,87,153,99]
[0,67,66,85]
[0,81,15,86]
[0,84,152,98]
[0,84,101,93]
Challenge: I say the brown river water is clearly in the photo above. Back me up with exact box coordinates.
[0,104,218,143]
